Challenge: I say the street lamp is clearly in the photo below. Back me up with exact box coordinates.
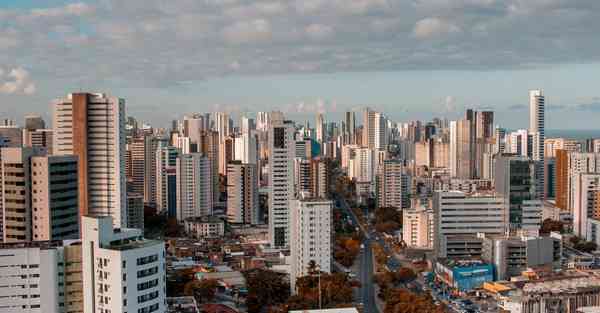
[315,264,322,309]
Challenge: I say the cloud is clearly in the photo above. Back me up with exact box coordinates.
[222,19,272,44]
[413,17,461,39]
[507,104,527,111]
[0,67,36,95]
[287,98,338,114]
[305,24,334,41]
[1,0,600,90]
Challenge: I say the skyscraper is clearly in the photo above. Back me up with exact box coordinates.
[376,159,411,209]
[290,194,332,293]
[227,161,259,225]
[362,107,376,149]
[494,154,539,230]
[268,118,295,248]
[53,92,127,227]
[529,89,545,199]
[156,146,179,217]
[176,153,213,221]
[316,113,325,144]
[345,111,356,139]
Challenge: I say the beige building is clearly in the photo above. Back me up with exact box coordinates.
[0,147,79,242]
[227,161,259,224]
[402,207,433,249]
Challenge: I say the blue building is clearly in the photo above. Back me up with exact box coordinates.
[435,259,494,292]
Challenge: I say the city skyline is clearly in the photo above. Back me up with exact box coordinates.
[1,1,600,129]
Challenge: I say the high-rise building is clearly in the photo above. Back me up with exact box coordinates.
[183,113,206,151]
[156,146,179,217]
[0,123,22,147]
[24,114,46,130]
[529,89,545,200]
[128,136,146,196]
[0,147,38,242]
[450,119,474,179]
[345,111,356,139]
[227,161,259,225]
[309,157,331,199]
[144,137,165,206]
[494,154,539,230]
[268,118,295,248]
[198,131,220,204]
[374,112,388,150]
[362,107,377,149]
[1,148,79,242]
[53,92,127,228]
[0,240,83,313]
[558,152,600,212]
[433,191,508,259]
[82,216,166,313]
[23,128,53,153]
[545,138,581,158]
[376,159,411,209]
[234,133,257,164]
[402,207,433,249]
[290,194,332,293]
[30,154,79,241]
[293,158,311,197]
[126,192,144,230]
[315,113,325,144]
[176,153,213,222]
[573,173,600,237]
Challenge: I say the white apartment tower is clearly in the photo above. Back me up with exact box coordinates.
[268,118,295,248]
[0,240,83,313]
[529,89,545,199]
[573,173,600,237]
[82,216,166,313]
[155,146,179,216]
[176,153,213,222]
[290,194,332,293]
[53,92,127,228]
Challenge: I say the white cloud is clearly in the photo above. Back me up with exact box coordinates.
[413,17,461,39]
[29,2,94,18]
[222,19,272,44]
[0,67,36,95]
[305,24,334,41]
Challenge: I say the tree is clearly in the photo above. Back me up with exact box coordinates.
[243,269,290,313]
[575,241,598,253]
[395,267,417,285]
[540,218,563,234]
[383,288,445,313]
[374,207,402,234]
[165,217,182,237]
[183,279,219,303]
[285,272,356,311]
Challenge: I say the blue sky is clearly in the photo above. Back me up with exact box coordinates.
[1,0,600,129]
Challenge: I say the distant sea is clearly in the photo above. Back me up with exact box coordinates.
[546,129,600,141]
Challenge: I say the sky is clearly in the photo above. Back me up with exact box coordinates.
[1,0,600,129]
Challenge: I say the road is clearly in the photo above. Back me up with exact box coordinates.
[336,196,379,313]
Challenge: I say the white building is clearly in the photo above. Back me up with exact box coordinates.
[529,89,545,200]
[433,191,508,258]
[0,240,83,313]
[377,159,411,209]
[316,113,325,143]
[53,92,127,228]
[574,173,600,237]
[176,153,213,222]
[290,194,332,293]
[568,153,600,211]
[82,216,166,313]
[402,207,433,249]
[268,118,295,248]
[234,133,257,164]
[184,216,225,239]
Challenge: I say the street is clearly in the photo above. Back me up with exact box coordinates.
[336,196,379,313]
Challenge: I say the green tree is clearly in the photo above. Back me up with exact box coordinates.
[243,269,290,313]
[183,279,219,303]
